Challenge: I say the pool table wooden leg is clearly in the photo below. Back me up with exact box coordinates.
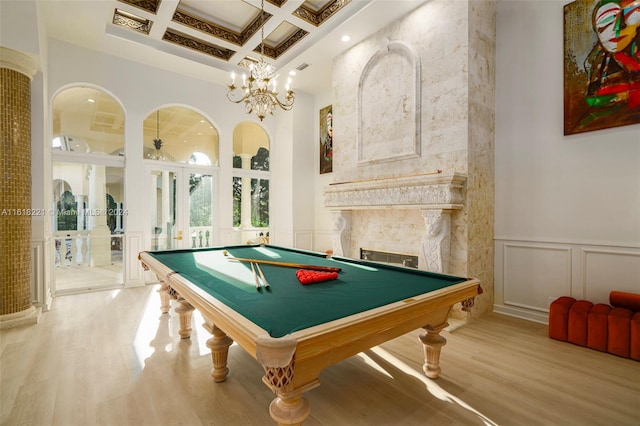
[419,322,448,379]
[174,296,195,339]
[204,324,233,382]
[268,385,313,426]
[256,336,318,425]
[157,281,171,314]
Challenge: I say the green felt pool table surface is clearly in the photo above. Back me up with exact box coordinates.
[145,244,470,338]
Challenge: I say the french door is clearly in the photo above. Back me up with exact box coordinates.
[146,163,217,251]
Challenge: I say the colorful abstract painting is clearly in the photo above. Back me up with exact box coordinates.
[320,105,333,174]
[564,0,640,135]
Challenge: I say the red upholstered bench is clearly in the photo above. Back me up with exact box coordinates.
[587,304,610,352]
[549,291,640,361]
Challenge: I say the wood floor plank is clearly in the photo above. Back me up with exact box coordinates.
[1,285,639,425]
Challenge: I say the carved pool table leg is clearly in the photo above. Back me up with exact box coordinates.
[256,335,318,425]
[204,324,233,382]
[268,385,312,426]
[157,281,171,314]
[174,296,195,339]
[419,322,448,379]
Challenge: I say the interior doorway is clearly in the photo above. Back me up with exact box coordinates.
[52,160,125,294]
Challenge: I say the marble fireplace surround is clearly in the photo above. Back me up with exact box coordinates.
[324,171,466,273]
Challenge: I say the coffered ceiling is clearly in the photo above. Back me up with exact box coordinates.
[38,0,426,95]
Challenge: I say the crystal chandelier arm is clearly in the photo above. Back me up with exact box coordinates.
[224,0,294,120]
[272,90,295,110]
[226,87,250,104]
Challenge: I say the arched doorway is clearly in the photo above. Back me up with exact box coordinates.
[51,86,125,293]
[142,106,220,251]
[232,121,270,244]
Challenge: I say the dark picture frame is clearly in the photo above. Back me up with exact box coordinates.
[320,105,333,174]
[563,0,640,135]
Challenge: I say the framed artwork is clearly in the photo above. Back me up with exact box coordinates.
[563,0,640,135]
[320,105,333,174]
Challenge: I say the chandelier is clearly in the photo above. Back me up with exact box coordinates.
[226,0,294,121]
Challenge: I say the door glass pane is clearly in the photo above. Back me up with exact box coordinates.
[150,170,176,250]
[189,173,213,248]
[233,176,242,227]
[251,178,269,227]
[53,162,124,292]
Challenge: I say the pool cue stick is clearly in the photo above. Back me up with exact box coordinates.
[227,257,341,272]
[250,262,261,291]
[255,263,270,290]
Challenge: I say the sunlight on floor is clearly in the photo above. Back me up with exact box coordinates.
[132,285,233,372]
[107,289,121,300]
[368,346,498,426]
[356,351,394,379]
[133,286,174,369]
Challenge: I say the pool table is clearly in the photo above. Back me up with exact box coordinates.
[139,244,482,425]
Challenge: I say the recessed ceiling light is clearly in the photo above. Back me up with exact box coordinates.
[87,98,95,103]
[341,35,351,42]
[289,70,296,76]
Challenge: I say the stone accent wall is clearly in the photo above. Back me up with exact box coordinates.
[329,0,495,318]
[466,0,496,318]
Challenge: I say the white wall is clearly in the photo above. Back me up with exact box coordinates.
[494,0,640,322]
[313,91,334,253]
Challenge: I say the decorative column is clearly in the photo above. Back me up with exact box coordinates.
[88,164,111,266]
[0,47,39,328]
[331,210,351,257]
[75,194,86,231]
[150,172,158,248]
[240,154,252,230]
[420,209,452,273]
[161,170,170,235]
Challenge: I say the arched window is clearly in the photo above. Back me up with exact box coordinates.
[143,106,219,165]
[232,122,269,240]
[52,87,124,155]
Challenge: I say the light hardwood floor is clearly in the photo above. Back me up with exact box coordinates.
[2,285,639,426]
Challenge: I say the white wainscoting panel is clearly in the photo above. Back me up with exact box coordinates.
[495,239,640,324]
[294,231,313,251]
[125,232,145,286]
[503,243,572,312]
[581,249,640,303]
[313,230,333,254]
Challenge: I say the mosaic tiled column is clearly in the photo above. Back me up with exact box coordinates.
[0,47,39,328]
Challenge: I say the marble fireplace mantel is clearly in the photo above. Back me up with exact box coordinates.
[324,171,467,273]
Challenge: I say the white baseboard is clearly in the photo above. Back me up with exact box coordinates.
[493,304,549,325]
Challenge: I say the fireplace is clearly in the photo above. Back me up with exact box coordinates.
[361,248,418,269]
[324,171,466,274]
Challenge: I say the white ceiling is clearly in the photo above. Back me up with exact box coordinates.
[38,0,427,95]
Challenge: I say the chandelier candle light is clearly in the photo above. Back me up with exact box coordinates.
[226,0,294,121]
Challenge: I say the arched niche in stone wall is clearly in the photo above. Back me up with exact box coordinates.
[357,38,421,165]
